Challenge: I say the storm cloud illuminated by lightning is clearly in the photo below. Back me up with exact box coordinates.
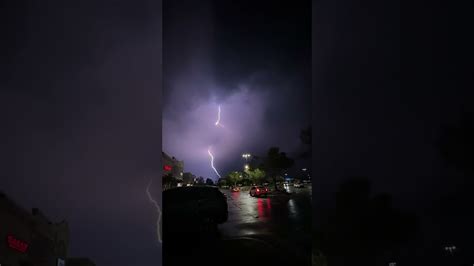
[162,0,311,181]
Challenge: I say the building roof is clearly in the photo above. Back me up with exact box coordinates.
[0,190,69,238]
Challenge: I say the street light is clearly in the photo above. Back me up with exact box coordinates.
[444,245,456,255]
[242,153,251,160]
[241,154,252,184]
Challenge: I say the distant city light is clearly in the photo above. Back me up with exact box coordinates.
[444,245,457,254]
[302,168,307,171]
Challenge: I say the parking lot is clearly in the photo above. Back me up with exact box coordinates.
[219,185,312,263]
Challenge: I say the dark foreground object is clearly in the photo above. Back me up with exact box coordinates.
[163,186,309,266]
[163,232,308,266]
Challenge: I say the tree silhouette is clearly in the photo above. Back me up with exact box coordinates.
[196,176,205,185]
[300,126,312,159]
[437,110,474,244]
[205,178,214,186]
[262,147,294,189]
[245,168,266,185]
[217,178,228,187]
[316,177,418,266]
[163,173,177,190]
[227,171,243,186]
[182,172,195,185]
[438,111,474,176]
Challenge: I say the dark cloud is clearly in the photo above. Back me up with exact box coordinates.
[311,0,474,212]
[1,1,162,265]
[163,0,311,179]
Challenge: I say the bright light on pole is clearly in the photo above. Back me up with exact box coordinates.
[242,153,251,160]
[444,245,456,255]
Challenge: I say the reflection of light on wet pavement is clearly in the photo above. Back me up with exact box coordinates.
[230,191,242,209]
[257,198,264,218]
[288,199,297,217]
[257,198,272,221]
[219,188,311,241]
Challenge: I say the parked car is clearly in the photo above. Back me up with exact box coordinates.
[249,186,269,197]
[163,186,228,236]
[231,186,240,192]
[294,183,304,188]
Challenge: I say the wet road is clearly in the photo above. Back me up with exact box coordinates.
[219,185,312,262]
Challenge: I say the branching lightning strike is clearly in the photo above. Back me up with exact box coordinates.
[146,177,162,244]
[208,147,221,179]
[208,104,224,179]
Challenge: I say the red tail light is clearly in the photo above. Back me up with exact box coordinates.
[256,188,260,192]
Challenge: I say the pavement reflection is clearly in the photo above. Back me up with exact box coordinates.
[219,186,312,263]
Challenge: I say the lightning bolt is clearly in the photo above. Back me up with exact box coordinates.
[215,105,224,127]
[215,105,221,126]
[208,147,221,179]
[208,105,224,180]
[146,177,162,244]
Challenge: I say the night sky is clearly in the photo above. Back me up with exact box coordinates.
[312,0,473,205]
[163,0,311,180]
[312,0,474,250]
[1,1,162,265]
